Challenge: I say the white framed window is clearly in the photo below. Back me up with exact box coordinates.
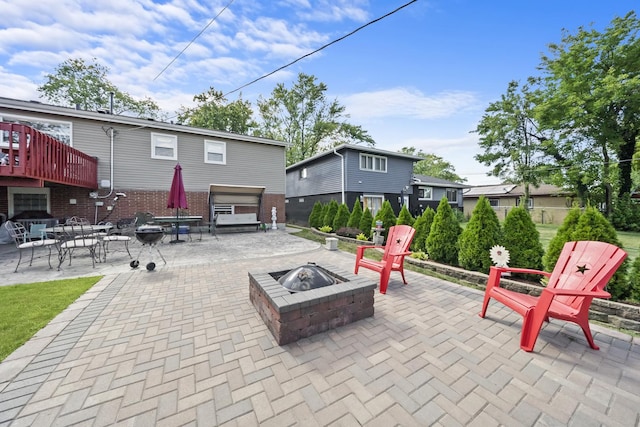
[1,114,72,147]
[516,197,533,209]
[418,186,433,200]
[360,153,387,172]
[151,133,177,160]
[299,168,308,179]
[488,198,500,207]
[8,187,50,217]
[446,189,458,203]
[362,194,384,217]
[204,140,226,164]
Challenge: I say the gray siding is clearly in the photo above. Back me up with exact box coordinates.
[286,155,342,197]
[343,150,414,194]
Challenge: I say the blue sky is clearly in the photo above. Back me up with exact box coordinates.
[0,0,635,184]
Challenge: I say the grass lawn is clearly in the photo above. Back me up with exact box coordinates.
[0,276,102,362]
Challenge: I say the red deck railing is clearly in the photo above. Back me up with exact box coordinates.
[0,122,97,188]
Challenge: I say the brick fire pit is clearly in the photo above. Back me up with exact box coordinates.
[249,263,376,345]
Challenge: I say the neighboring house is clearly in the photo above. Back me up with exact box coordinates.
[0,97,288,227]
[285,144,422,225]
[410,174,466,216]
[463,183,575,224]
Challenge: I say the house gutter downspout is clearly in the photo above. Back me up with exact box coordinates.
[333,148,345,204]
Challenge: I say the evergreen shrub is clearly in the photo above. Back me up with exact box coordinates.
[458,196,502,273]
[333,203,350,231]
[411,207,435,252]
[502,206,544,279]
[359,208,374,239]
[308,201,324,228]
[323,200,339,228]
[426,197,462,266]
[347,199,363,229]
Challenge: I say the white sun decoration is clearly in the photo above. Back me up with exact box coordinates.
[489,245,510,268]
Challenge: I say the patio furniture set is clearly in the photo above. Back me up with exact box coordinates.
[4,216,136,272]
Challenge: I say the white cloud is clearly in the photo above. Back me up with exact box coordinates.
[343,87,480,120]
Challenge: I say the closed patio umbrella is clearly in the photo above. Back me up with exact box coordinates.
[167,163,188,243]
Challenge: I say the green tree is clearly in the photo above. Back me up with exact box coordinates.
[570,206,629,300]
[308,201,324,228]
[396,205,414,226]
[399,147,465,182]
[374,200,397,239]
[323,200,339,230]
[502,206,544,278]
[347,199,363,229]
[177,87,257,134]
[359,208,374,239]
[332,203,351,231]
[535,12,640,212]
[38,58,160,118]
[411,207,435,252]
[628,255,640,301]
[458,196,502,273]
[473,80,545,202]
[543,206,582,271]
[426,197,462,265]
[256,73,375,165]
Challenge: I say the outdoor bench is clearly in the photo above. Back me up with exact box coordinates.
[213,213,261,234]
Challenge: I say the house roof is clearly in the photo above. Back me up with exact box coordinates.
[463,183,571,197]
[0,97,288,148]
[286,143,422,170]
[412,174,468,188]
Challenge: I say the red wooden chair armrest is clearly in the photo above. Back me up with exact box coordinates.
[356,245,384,256]
[388,251,412,257]
[544,288,611,299]
[496,267,552,277]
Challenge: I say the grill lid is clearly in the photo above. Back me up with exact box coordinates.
[278,263,336,292]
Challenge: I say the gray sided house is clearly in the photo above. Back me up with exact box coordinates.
[285,144,421,225]
[410,174,466,216]
[0,97,288,228]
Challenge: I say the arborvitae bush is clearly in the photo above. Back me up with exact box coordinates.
[426,197,462,266]
[571,206,629,301]
[332,203,350,231]
[458,196,502,273]
[319,203,329,227]
[347,199,363,229]
[308,201,324,228]
[628,254,640,302]
[611,193,640,232]
[359,208,374,239]
[543,206,581,271]
[396,205,414,226]
[322,200,339,229]
[502,206,544,279]
[411,208,435,252]
[374,200,397,239]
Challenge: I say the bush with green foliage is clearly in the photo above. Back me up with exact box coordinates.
[347,199,363,229]
[320,203,329,227]
[359,208,374,239]
[502,206,544,279]
[356,233,368,241]
[374,200,397,239]
[543,206,582,271]
[570,206,629,301]
[611,193,640,232]
[628,255,640,302]
[323,200,339,228]
[319,225,333,233]
[333,203,350,231]
[396,205,414,226]
[308,201,324,228]
[411,207,435,252]
[458,196,502,273]
[426,197,462,266]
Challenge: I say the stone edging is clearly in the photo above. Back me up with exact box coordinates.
[310,228,640,332]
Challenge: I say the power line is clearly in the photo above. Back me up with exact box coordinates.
[223,0,419,97]
[153,0,237,82]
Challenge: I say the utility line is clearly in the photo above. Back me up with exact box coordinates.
[223,0,419,97]
[153,0,237,81]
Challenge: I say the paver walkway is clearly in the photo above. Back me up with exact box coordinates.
[0,230,639,426]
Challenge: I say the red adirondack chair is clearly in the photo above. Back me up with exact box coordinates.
[354,224,415,294]
[480,240,627,352]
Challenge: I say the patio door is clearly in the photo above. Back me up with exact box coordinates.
[362,194,384,217]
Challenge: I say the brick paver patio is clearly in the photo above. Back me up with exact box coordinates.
[0,231,639,426]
